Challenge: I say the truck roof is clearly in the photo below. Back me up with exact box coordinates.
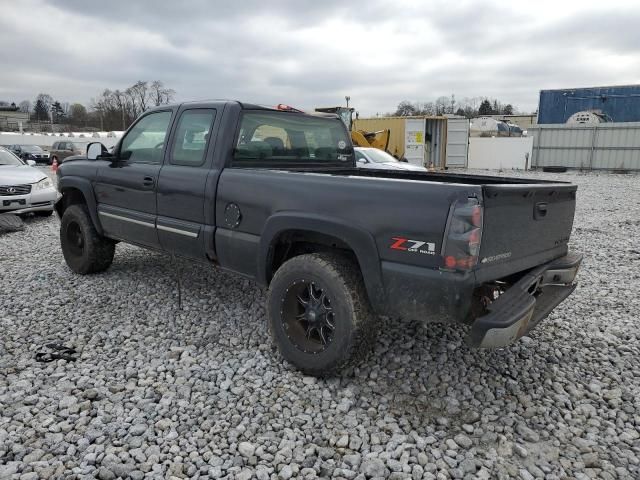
[147,100,338,118]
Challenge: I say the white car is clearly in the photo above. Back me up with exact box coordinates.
[354,147,427,171]
[0,147,59,217]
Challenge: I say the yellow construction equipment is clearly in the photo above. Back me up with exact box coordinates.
[315,106,391,154]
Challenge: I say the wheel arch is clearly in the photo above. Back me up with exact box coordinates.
[259,213,386,312]
[55,176,103,235]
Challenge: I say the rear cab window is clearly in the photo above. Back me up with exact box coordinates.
[232,111,353,168]
[170,109,216,166]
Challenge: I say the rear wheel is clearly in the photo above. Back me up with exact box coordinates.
[267,253,375,376]
[60,204,115,274]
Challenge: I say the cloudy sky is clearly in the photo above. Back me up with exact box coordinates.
[1,0,639,115]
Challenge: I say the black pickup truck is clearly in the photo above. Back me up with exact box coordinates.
[55,101,582,375]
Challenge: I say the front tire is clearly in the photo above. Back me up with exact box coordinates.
[267,253,375,376]
[60,204,115,274]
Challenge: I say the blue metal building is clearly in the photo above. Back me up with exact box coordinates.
[537,84,640,124]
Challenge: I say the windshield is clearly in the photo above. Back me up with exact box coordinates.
[234,111,352,167]
[0,149,25,166]
[20,145,44,153]
[362,148,399,164]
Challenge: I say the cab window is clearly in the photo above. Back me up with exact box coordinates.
[120,111,173,164]
[170,109,216,166]
[233,111,352,167]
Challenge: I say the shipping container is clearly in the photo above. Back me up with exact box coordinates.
[538,84,640,124]
[528,122,640,171]
[353,116,468,168]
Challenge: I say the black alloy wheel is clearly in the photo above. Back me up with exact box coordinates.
[65,220,85,257]
[60,204,115,274]
[281,280,336,354]
[267,253,376,376]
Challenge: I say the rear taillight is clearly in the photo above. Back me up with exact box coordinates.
[442,197,483,271]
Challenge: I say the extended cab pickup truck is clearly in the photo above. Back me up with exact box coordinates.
[55,101,582,375]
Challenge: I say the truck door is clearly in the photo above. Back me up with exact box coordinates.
[95,110,174,248]
[156,107,219,260]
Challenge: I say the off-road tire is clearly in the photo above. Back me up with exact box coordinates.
[267,252,376,376]
[60,204,115,274]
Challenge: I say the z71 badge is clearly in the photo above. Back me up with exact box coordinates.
[390,237,436,255]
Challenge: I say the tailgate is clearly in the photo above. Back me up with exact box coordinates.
[477,183,577,279]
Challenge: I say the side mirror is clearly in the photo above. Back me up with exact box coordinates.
[87,142,109,160]
[26,159,36,167]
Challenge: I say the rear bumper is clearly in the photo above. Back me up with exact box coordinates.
[467,251,582,348]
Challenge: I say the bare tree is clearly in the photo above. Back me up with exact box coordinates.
[18,100,32,113]
[150,80,175,106]
[69,103,87,126]
[422,102,436,116]
[127,81,150,113]
[394,100,417,116]
[112,90,129,130]
[87,80,176,130]
[434,96,449,115]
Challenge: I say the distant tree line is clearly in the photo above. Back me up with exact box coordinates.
[390,95,517,118]
[91,80,175,131]
[10,80,175,132]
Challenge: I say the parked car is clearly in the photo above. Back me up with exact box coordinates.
[355,147,426,171]
[0,147,59,216]
[7,144,50,164]
[55,101,581,376]
[50,141,86,165]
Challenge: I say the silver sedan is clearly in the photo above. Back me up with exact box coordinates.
[0,147,59,216]
[354,147,427,171]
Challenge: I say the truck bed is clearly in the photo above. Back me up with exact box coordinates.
[316,168,577,281]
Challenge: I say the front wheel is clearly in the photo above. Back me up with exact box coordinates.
[267,253,375,376]
[60,204,115,274]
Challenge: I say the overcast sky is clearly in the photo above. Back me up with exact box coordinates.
[1,0,639,115]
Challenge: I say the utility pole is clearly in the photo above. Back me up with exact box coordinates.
[50,105,55,133]
[345,96,350,109]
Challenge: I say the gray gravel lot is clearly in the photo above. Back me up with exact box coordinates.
[1,170,639,479]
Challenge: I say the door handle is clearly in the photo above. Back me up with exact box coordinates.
[142,176,155,187]
[534,202,548,220]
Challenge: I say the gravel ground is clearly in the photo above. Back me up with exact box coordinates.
[1,170,639,480]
